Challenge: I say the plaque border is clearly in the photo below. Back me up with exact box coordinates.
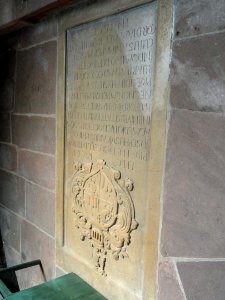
[56,0,173,299]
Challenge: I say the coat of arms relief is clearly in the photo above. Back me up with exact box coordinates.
[71,159,138,275]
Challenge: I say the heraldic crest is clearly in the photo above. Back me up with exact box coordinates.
[71,159,138,275]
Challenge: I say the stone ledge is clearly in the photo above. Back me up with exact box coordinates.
[0,0,79,36]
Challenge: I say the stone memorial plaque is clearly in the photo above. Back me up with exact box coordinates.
[62,2,158,299]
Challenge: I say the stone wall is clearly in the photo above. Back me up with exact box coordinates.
[0,16,60,287]
[158,0,225,299]
[0,0,68,27]
[0,0,225,298]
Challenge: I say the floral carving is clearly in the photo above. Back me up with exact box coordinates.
[71,159,138,275]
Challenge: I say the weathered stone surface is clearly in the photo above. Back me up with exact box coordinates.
[0,0,15,26]
[0,78,14,112]
[0,113,10,142]
[15,0,56,19]
[170,32,225,112]
[62,4,158,298]
[0,143,17,171]
[175,0,225,38]
[0,49,16,112]
[15,41,56,114]
[21,220,55,280]
[12,115,55,154]
[18,150,55,190]
[0,170,25,216]
[4,245,21,267]
[177,262,225,300]
[0,206,21,252]
[26,182,55,237]
[161,110,225,257]
[17,16,57,49]
[158,261,185,300]
[17,265,46,290]
[56,266,66,278]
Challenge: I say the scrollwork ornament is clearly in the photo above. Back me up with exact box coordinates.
[71,159,138,275]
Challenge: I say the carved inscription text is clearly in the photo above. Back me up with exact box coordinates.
[66,6,156,172]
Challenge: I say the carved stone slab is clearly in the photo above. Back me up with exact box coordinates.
[71,159,138,275]
[62,2,157,298]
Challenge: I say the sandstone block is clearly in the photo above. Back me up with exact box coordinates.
[0,143,17,171]
[12,115,55,154]
[177,262,225,300]
[161,110,225,257]
[175,0,225,38]
[0,170,25,216]
[15,0,56,19]
[0,113,10,142]
[21,220,55,281]
[15,41,56,114]
[26,182,55,237]
[18,150,55,190]
[0,49,16,112]
[0,206,21,252]
[17,16,57,49]
[4,245,21,267]
[170,32,225,112]
[158,261,185,300]
[56,266,66,278]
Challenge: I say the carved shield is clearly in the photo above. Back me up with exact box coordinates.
[71,160,138,275]
[82,169,118,229]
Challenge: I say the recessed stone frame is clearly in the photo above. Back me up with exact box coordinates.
[56,0,173,299]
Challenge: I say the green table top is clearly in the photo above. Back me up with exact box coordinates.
[5,273,106,300]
